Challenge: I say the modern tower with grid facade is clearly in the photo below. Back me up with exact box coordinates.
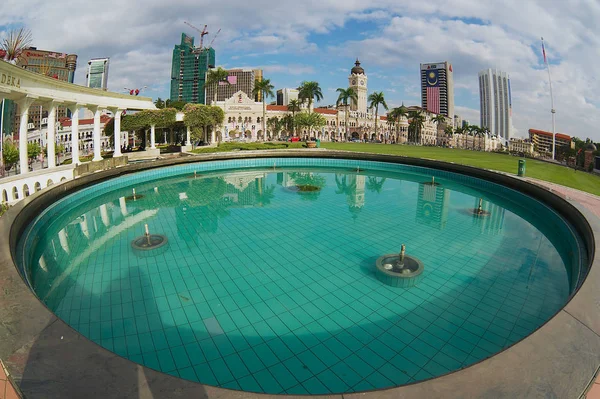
[479,68,512,142]
[170,33,216,104]
[420,61,454,118]
[205,69,263,104]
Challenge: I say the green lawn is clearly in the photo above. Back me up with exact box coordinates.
[319,143,600,196]
[190,142,305,154]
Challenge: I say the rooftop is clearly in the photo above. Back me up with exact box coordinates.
[528,128,571,141]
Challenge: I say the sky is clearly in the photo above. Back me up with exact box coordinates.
[2,0,600,140]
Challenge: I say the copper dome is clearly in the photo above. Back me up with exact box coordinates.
[351,59,365,75]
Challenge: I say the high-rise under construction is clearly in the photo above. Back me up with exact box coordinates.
[170,33,215,104]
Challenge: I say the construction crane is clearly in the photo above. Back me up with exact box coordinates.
[207,28,221,49]
[184,21,209,53]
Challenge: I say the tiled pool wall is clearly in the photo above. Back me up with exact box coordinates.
[19,157,586,295]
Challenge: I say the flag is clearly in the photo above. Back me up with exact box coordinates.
[427,87,440,114]
[425,69,440,114]
[542,41,547,64]
[449,64,453,72]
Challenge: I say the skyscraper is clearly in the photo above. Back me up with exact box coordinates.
[86,58,110,90]
[479,69,512,142]
[204,69,263,104]
[170,33,216,104]
[12,47,77,132]
[420,61,454,118]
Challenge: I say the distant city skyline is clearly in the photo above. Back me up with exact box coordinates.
[2,1,599,140]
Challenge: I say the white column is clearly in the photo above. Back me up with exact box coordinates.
[58,228,70,254]
[92,107,102,161]
[124,131,129,148]
[68,104,80,165]
[211,128,216,144]
[150,124,156,149]
[46,101,57,168]
[186,126,191,145]
[113,110,122,157]
[99,204,110,227]
[17,97,35,175]
[119,197,128,216]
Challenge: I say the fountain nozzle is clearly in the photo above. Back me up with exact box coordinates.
[477,198,483,214]
[132,188,136,201]
[398,244,406,266]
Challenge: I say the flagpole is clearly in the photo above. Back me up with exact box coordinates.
[542,37,556,160]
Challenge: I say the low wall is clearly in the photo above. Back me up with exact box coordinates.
[0,164,75,204]
[73,156,128,177]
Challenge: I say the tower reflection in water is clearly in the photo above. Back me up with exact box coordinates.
[416,182,450,230]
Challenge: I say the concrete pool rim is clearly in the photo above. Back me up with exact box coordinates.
[0,149,598,399]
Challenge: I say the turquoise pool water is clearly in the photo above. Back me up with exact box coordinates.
[19,158,582,394]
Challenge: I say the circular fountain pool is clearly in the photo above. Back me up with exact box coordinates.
[16,157,586,395]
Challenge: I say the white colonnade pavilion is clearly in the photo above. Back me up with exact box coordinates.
[0,60,156,175]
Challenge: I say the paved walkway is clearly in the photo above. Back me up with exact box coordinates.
[526,178,600,399]
[0,360,19,399]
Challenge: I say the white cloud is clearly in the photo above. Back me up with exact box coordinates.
[2,0,599,140]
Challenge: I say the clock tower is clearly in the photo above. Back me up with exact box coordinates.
[348,59,367,114]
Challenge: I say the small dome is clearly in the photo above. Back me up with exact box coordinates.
[584,143,597,151]
[351,58,365,75]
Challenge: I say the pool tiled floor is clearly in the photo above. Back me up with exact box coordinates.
[27,164,575,394]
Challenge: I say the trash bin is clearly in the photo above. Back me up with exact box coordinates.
[518,159,526,177]
[316,139,321,148]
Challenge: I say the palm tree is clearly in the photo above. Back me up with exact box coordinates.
[1,27,32,63]
[408,110,425,144]
[389,104,408,143]
[206,67,230,105]
[431,114,446,146]
[367,92,388,141]
[336,88,358,141]
[252,78,275,140]
[468,125,479,150]
[287,99,301,137]
[298,81,323,113]
[366,176,386,193]
[444,125,454,147]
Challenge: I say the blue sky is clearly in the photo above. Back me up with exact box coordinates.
[2,0,599,140]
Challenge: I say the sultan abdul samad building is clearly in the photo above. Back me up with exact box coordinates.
[214,59,449,144]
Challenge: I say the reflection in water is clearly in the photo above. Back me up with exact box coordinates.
[23,165,576,395]
[416,182,450,230]
[335,173,373,219]
[472,199,506,235]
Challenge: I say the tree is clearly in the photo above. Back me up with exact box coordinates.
[2,140,19,173]
[27,142,41,169]
[366,176,386,193]
[267,117,282,139]
[431,114,446,146]
[408,110,425,144]
[281,114,294,135]
[154,98,165,109]
[183,104,224,144]
[287,99,301,137]
[298,81,323,113]
[294,112,326,140]
[169,100,187,110]
[389,105,408,143]
[206,67,230,105]
[252,78,275,140]
[1,27,32,63]
[336,88,358,140]
[368,92,388,140]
